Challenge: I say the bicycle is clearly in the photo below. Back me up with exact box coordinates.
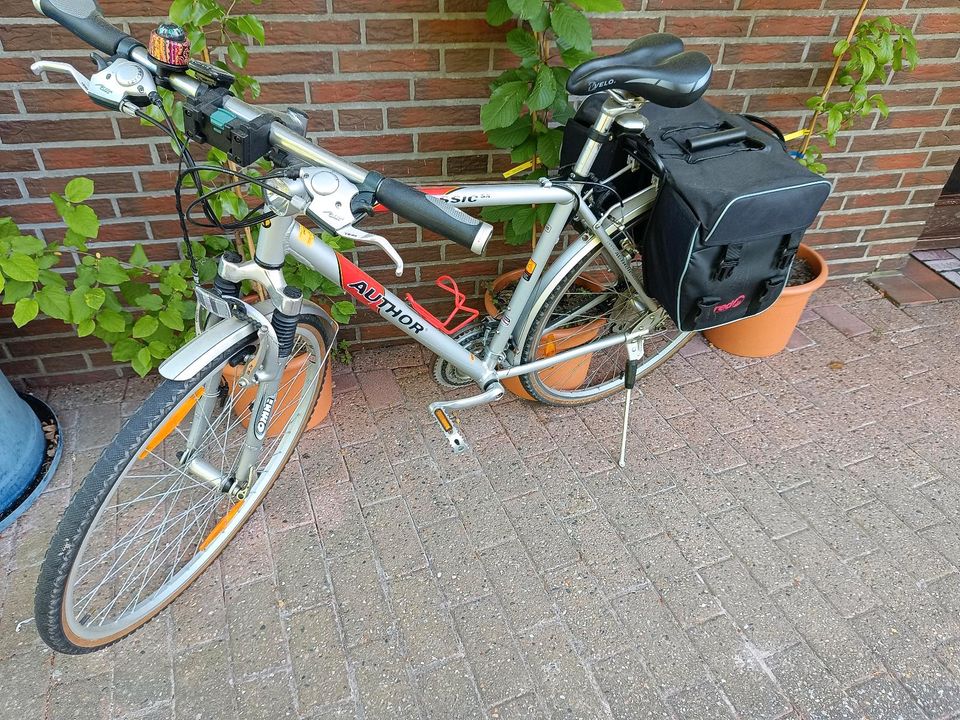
[29,0,713,653]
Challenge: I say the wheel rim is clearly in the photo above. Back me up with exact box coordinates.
[61,326,323,645]
[526,249,690,402]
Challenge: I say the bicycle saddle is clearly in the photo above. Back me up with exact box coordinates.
[566,33,713,109]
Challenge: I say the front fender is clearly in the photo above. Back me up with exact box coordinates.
[159,299,339,382]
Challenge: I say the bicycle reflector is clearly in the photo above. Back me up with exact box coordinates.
[148,22,191,72]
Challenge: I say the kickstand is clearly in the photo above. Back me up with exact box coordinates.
[618,338,644,468]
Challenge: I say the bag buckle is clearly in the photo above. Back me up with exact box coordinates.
[713,244,743,282]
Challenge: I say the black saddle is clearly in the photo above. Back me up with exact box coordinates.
[566,33,713,109]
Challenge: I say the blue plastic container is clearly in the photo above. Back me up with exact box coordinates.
[0,371,46,529]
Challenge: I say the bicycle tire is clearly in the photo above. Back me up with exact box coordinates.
[519,245,692,405]
[35,314,327,654]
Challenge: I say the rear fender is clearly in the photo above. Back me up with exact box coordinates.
[159,299,339,382]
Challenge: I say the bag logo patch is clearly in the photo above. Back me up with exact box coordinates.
[714,295,746,314]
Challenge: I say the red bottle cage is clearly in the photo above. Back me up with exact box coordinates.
[405,275,479,336]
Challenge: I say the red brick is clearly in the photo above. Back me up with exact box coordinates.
[339,50,440,73]
[388,105,479,129]
[751,16,836,37]
[665,15,752,38]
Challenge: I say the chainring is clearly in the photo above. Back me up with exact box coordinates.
[432,322,491,389]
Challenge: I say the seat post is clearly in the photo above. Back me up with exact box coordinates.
[571,93,640,181]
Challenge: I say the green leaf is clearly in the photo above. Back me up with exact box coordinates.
[120,281,152,305]
[10,235,46,255]
[0,254,39,282]
[76,318,95,337]
[112,338,142,362]
[551,3,593,53]
[0,274,4,295]
[0,217,18,239]
[135,293,165,311]
[158,306,185,331]
[481,80,530,130]
[64,177,94,203]
[129,243,149,268]
[132,315,159,339]
[12,298,39,327]
[148,340,173,360]
[5,280,35,305]
[63,204,99,239]
[132,347,153,377]
[96,257,129,285]
[330,301,357,324]
[560,46,594,69]
[527,64,558,111]
[236,14,265,45]
[69,288,95,323]
[97,308,127,333]
[507,0,544,20]
[50,192,69,219]
[486,0,513,26]
[537,128,565,168]
[486,115,534,149]
[507,28,540,59]
[63,229,88,250]
[84,286,106,310]
[169,0,193,24]
[227,41,249,68]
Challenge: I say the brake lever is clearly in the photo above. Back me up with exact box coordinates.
[336,225,404,278]
[30,61,91,94]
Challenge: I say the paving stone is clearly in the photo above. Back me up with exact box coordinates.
[848,674,928,720]
[342,443,400,507]
[527,450,597,520]
[363,497,428,578]
[852,609,960,717]
[518,620,610,719]
[417,658,484,720]
[270,523,330,615]
[633,533,721,628]
[543,413,616,477]
[780,481,875,560]
[773,580,881,686]
[49,674,111,719]
[453,595,534,707]
[667,680,737,720]
[545,562,630,662]
[768,642,861,720]
[0,648,52,719]
[356,369,403,411]
[286,603,351,712]
[488,693,547,720]
[225,579,287,679]
[173,638,239,720]
[349,637,420,720]
[478,537,553,632]
[577,468,662,543]
[473,433,538,500]
[657,446,740,516]
[219,510,273,588]
[329,389,379,447]
[490,399,558,457]
[645,488,730,568]
[565,510,644,596]
[446,471,514,550]
[112,613,173,715]
[701,557,800,653]
[394,455,455,528]
[375,404,431,463]
[593,647,673,720]
[612,583,708,695]
[262,460,313,533]
[814,304,874,338]
[387,569,459,669]
[718,465,807,539]
[236,671,299,720]
[687,615,790,720]
[503,491,578,574]
[420,517,491,603]
[327,550,392,648]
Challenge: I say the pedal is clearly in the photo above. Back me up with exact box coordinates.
[433,407,469,454]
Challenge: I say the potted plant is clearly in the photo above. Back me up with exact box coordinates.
[703,244,829,357]
[707,5,917,357]
[485,267,605,399]
[1,179,355,429]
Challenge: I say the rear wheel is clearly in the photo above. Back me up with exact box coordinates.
[520,244,692,405]
[35,315,327,654]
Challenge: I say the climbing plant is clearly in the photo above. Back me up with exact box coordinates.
[481,0,623,245]
[799,14,918,174]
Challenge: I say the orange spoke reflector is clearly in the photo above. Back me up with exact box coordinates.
[138,387,205,460]
[199,500,244,552]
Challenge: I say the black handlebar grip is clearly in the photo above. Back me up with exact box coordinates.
[685,127,748,153]
[34,0,136,57]
[375,178,493,256]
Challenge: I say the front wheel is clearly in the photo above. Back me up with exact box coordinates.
[519,244,692,405]
[35,315,328,654]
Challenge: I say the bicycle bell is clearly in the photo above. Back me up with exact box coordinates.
[148,22,191,74]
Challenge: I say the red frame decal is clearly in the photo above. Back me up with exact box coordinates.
[337,254,385,310]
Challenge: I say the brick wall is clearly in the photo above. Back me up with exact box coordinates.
[1,0,958,386]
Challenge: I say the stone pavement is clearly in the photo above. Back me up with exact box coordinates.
[3,281,960,720]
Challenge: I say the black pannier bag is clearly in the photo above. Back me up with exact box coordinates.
[636,99,832,332]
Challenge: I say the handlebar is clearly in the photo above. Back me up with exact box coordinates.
[33,0,494,255]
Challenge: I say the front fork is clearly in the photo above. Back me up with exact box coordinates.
[181,245,304,497]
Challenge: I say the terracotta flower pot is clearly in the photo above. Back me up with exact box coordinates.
[221,295,333,437]
[485,268,605,400]
[703,244,829,358]
[222,352,333,438]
